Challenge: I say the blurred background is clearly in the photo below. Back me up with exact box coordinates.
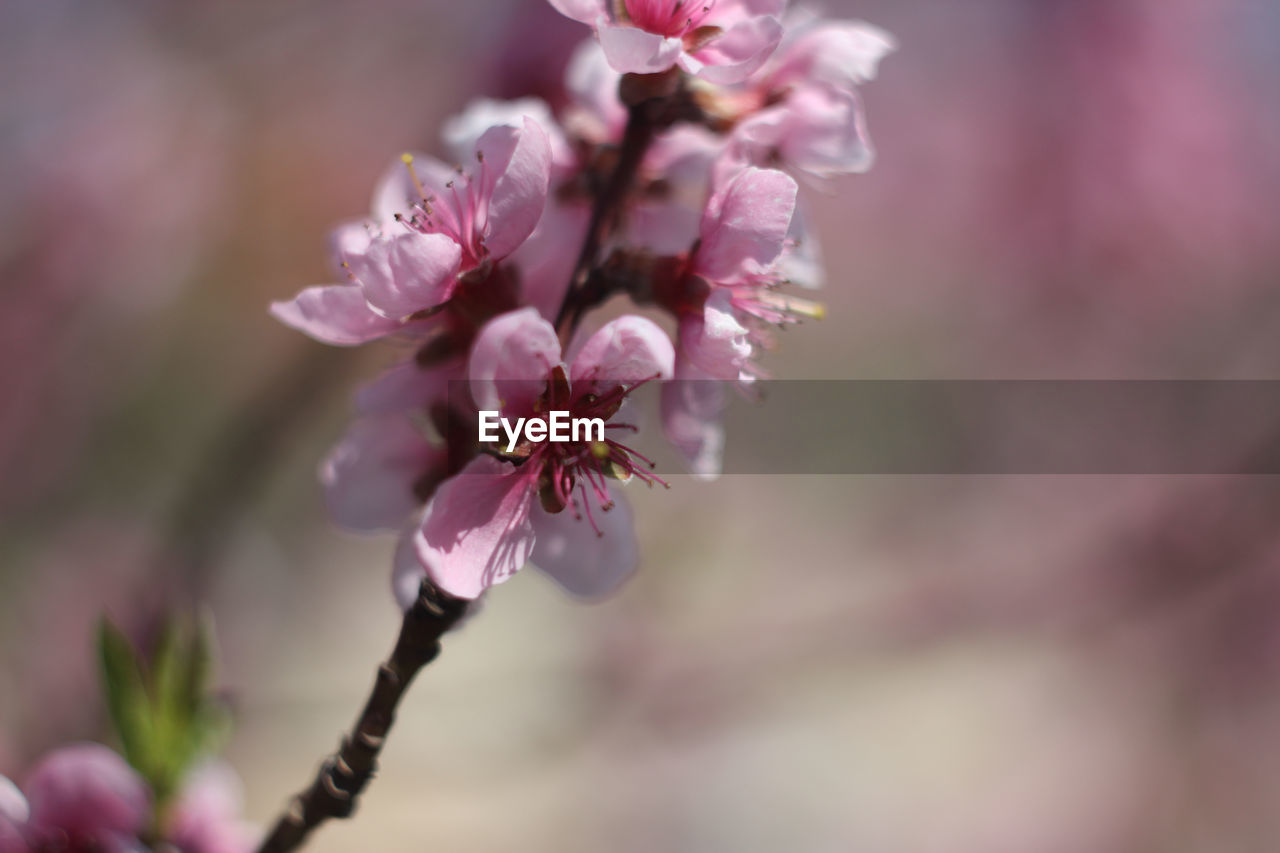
[4,0,1280,850]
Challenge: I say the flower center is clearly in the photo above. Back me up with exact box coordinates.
[398,152,496,269]
[622,0,717,38]
[519,366,668,534]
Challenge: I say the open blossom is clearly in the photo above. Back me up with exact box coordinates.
[716,16,896,177]
[271,117,552,346]
[548,0,786,84]
[669,162,800,380]
[650,161,815,475]
[410,307,673,600]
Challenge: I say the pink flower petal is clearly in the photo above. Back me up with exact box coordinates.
[343,231,462,319]
[679,291,751,379]
[414,456,539,600]
[662,360,727,479]
[769,20,896,91]
[564,40,626,142]
[531,487,638,598]
[597,20,683,75]
[781,86,875,176]
[166,762,259,853]
[688,15,784,84]
[626,198,703,255]
[270,285,406,346]
[0,816,26,852]
[354,358,463,415]
[477,117,552,260]
[740,0,787,17]
[507,201,589,321]
[547,0,604,25]
[644,125,722,189]
[569,315,675,396]
[0,776,27,825]
[0,776,28,851]
[469,307,563,415]
[625,127,720,253]
[23,744,150,842]
[321,415,441,533]
[778,206,825,288]
[392,527,427,611]
[443,98,572,174]
[326,220,374,277]
[696,166,797,283]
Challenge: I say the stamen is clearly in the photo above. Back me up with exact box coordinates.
[400,153,428,202]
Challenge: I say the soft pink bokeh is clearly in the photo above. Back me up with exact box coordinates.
[2,0,1280,850]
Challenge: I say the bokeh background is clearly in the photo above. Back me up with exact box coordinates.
[5,0,1280,850]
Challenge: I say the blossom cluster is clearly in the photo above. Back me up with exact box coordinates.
[0,744,254,853]
[272,1,894,604]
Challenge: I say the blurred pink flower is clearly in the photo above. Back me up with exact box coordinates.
[411,307,672,600]
[320,413,447,535]
[2,743,150,852]
[164,762,259,853]
[0,748,258,853]
[727,16,895,178]
[548,0,786,83]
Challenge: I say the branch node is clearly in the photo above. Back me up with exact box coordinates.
[254,579,468,853]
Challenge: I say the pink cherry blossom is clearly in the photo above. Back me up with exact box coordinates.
[13,743,150,852]
[731,17,896,177]
[271,117,552,345]
[654,162,821,474]
[413,308,673,600]
[548,0,786,84]
[266,2,894,608]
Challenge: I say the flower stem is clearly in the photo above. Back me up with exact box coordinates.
[254,581,468,853]
[554,71,694,342]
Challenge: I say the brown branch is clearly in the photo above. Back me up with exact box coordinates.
[254,580,468,853]
[554,69,695,341]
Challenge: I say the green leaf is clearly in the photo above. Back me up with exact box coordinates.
[97,613,233,814]
[97,619,154,773]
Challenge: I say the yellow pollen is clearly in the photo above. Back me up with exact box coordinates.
[401,152,428,201]
[590,441,611,460]
[760,291,826,320]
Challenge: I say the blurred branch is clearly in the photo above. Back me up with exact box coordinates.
[161,345,346,596]
[255,579,467,853]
